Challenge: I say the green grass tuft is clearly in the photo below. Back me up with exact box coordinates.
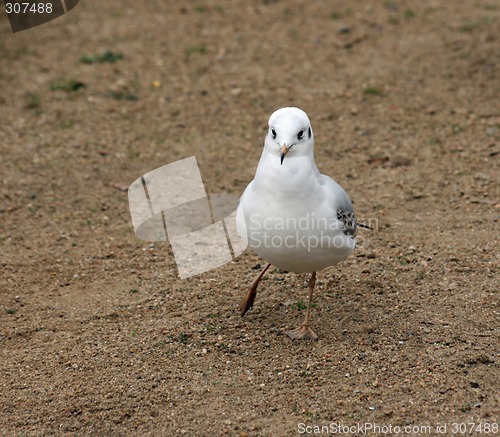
[50,78,85,92]
[80,50,124,64]
[460,21,478,32]
[292,300,307,311]
[404,9,416,18]
[364,86,383,96]
[184,45,206,58]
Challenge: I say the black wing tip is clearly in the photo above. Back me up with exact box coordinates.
[358,223,373,230]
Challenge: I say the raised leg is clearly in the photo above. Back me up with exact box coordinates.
[240,263,271,316]
[285,271,318,340]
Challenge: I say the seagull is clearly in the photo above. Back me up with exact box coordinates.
[236,107,358,339]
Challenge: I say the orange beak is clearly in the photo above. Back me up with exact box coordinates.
[280,144,289,165]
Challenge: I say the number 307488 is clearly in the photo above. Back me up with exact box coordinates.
[5,3,54,14]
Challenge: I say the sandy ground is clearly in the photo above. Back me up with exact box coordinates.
[0,1,499,435]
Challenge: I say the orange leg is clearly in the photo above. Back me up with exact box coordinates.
[240,263,271,316]
[285,271,318,340]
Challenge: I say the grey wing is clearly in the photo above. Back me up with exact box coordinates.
[337,204,357,238]
[321,174,357,238]
[334,186,357,239]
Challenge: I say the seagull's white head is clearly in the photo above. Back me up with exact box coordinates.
[266,107,314,165]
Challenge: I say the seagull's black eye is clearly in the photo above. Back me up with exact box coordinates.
[297,129,304,140]
[271,128,277,139]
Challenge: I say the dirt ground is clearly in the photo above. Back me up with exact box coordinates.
[0,1,499,435]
